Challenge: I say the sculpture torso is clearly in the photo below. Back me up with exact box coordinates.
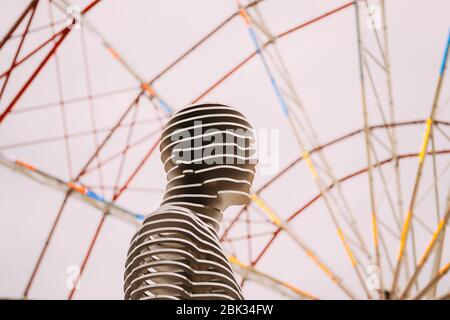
[124,204,244,300]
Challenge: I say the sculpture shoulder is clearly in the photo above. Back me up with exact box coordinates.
[143,205,215,232]
[130,204,220,248]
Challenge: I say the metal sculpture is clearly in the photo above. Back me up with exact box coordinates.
[124,103,256,300]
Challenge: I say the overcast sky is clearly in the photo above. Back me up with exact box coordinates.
[0,0,449,299]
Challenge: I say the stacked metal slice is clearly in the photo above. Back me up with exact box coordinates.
[124,103,256,300]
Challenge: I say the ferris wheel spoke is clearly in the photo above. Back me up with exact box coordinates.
[0,117,160,150]
[400,189,450,299]
[52,0,173,116]
[378,229,395,274]
[0,0,38,51]
[235,3,374,297]
[0,29,65,81]
[380,0,405,240]
[220,120,450,255]
[361,1,415,295]
[22,191,71,299]
[370,138,402,232]
[391,29,450,297]
[0,0,102,124]
[4,0,103,299]
[362,46,387,73]
[354,1,384,298]
[249,193,360,299]
[363,1,388,66]
[79,25,106,197]
[82,126,161,176]
[249,149,450,299]
[413,261,450,300]
[21,89,141,298]
[48,0,75,179]
[110,97,142,196]
[0,0,38,101]
[428,212,447,298]
[228,255,319,300]
[68,136,160,299]
[191,1,354,104]
[415,160,450,208]
[1,0,448,300]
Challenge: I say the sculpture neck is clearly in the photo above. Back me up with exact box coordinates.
[161,195,224,233]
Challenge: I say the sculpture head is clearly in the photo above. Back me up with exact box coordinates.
[159,103,256,211]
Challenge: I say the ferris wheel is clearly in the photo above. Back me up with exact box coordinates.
[0,0,449,300]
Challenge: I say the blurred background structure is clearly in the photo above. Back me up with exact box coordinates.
[0,0,449,299]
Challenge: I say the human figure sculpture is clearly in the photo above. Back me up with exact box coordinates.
[124,103,256,300]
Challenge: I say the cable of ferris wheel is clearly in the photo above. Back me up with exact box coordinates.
[52,0,172,114]
[22,90,140,298]
[0,152,143,225]
[191,1,355,104]
[0,29,65,80]
[354,1,384,298]
[413,261,450,300]
[9,18,66,40]
[67,133,160,299]
[151,0,265,83]
[379,0,405,238]
[228,255,318,300]
[220,119,450,244]
[0,117,160,150]
[19,1,105,298]
[0,155,313,299]
[0,0,38,51]
[391,28,450,297]
[82,0,267,120]
[246,1,372,262]
[2,0,266,119]
[0,1,38,102]
[0,0,103,124]
[9,86,140,114]
[0,27,70,124]
[427,113,445,299]
[81,126,161,175]
[232,6,372,290]
[47,0,75,179]
[364,3,408,279]
[249,149,450,300]
[362,1,387,68]
[362,55,402,232]
[400,188,450,299]
[247,193,359,299]
[63,4,364,276]
[237,0,371,299]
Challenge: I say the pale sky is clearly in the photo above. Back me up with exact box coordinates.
[0,0,449,299]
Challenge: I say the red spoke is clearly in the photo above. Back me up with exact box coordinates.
[48,0,73,178]
[22,91,139,298]
[191,1,354,103]
[220,120,450,241]
[82,127,161,175]
[0,0,102,124]
[80,26,105,195]
[0,0,38,100]
[0,29,65,80]
[250,149,450,269]
[0,0,38,51]
[0,117,160,150]
[68,137,160,299]
[19,1,118,298]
